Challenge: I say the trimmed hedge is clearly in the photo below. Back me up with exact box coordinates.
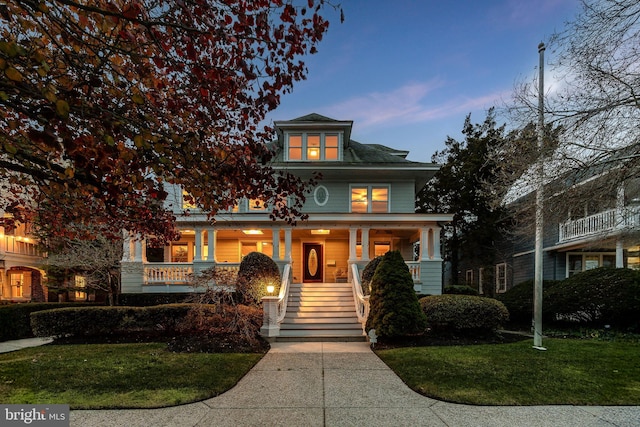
[0,303,97,342]
[545,268,640,331]
[365,251,427,338]
[444,285,479,296]
[236,252,281,304]
[361,256,383,296]
[30,304,193,338]
[118,293,193,306]
[420,295,509,333]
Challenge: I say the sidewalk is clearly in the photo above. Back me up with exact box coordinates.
[68,341,640,427]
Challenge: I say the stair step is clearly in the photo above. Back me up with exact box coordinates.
[279,322,362,330]
[276,335,367,342]
[282,317,360,324]
[288,302,354,308]
[278,329,364,337]
[285,311,357,318]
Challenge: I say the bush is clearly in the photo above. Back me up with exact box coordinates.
[236,252,281,305]
[118,293,192,306]
[545,268,640,331]
[420,295,509,333]
[444,285,479,296]
[361,256,383,296]
[0,303,97,342]
[365,251,427,338]
[30,304,193,338]
[496,279,560,325]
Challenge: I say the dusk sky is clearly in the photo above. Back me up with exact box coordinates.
[265,0,581,163]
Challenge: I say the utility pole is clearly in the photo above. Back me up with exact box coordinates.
[533,42,546,351]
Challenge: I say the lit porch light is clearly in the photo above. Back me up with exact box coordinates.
[266,285,275,294]
[242,229,263,235]
[311,229,330,235]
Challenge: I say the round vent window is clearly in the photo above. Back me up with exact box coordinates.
[314,185,329,206]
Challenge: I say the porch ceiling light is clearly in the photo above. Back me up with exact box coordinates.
[311,229,330,235]
[242,229,263,235]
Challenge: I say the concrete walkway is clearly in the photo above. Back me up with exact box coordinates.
[2,339,639,426]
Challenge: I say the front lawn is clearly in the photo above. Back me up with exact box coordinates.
[0,343,263,409]
[376,338,640,405]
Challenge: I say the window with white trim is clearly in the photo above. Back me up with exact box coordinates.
[495,263,507,293]
[567,252,616,277]
[350,185,389,213]
[74,275,87,301]
[285,132,342,161]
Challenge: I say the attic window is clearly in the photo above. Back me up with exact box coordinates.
[286,132,342,161]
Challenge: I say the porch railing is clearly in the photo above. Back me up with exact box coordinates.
[559,206,640,242]
[406,261,421,282]
[1,236,45,258]
[351,263,370,334]
[144,263,193,284]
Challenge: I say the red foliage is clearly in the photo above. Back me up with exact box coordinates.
[0,1,337,241]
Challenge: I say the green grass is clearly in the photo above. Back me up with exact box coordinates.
[376,338,640,405]
[0,343,263,409]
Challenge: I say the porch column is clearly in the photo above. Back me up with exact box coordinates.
[207,228,216,262]
[272,228,281,261]
[349,228,358,262]
[133,236,145,262]
[616,238,624,268]
[433,226,442,260]
[420,228,430,261]
[284,228,292,262]
[194,227,203,261]
[121,232,132,262]
[361,228,370,261]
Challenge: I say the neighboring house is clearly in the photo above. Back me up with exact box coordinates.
[121,113,452,295]
[462,163,640,295]
[0,215,47,302]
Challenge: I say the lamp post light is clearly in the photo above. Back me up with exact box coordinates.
[266,285,275,295]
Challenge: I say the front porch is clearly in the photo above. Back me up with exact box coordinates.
[120,215,446,295]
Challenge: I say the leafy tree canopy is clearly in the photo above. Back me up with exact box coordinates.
[0,0,339,241]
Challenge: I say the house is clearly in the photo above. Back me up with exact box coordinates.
[120,114,452,298]
[0,215,47,302]
[461,160,640,294]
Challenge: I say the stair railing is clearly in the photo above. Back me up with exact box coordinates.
[276,263,292,324]
[351,263,370,334]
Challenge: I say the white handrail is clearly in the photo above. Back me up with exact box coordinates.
[351,263,370,333]
[276,263,292,324]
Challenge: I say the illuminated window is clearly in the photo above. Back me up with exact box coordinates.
[241,242,272,258]
[182,190,197,210]
[248,199,266,211]
[288,135,303,160]
[307,135,321,160]
[171,243,189,262]
[350,185,389,213]
[374,242,390,257]
[10,273,24,298]
[75,276,87,301]
[286,133,342,161]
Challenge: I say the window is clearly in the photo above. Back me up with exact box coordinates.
[171,243,189,262]
[248,199,266,211]
[286,132,342,161]
[313,185,329,206]
[374,242,390,257]
[10,273,24,298]
[351,185,389,213]
[241,242,272,258]
[567,252,617,277]
[466,270,473,286]
[495,263,507,293]
[74,276,87,301]
[182,190,197,210]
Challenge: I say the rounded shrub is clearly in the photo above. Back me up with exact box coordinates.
[544,267,640,331]
[361,256,383,296]
[444,285,479,296]
[365,251,427,338]
[236,252,281,305]
[420,295,509,333]
[496,279,559,325]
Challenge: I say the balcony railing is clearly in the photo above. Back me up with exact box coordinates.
[0,236,45,258]
[559,206,640,242]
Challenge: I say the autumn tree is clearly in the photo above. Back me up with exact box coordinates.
[417,110,507,286]
[507,0,640,213]
[43,235,122,305]
[0,0,340,241]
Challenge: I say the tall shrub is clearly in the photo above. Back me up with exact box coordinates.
[365,251,427,337]
[236,252,281,305]
[361,256,383,296]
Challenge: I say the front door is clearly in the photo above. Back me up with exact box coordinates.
[303,243,323,282]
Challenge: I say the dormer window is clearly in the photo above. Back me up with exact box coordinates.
[286,132,342,161]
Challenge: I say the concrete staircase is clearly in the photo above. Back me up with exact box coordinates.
[278,282,366,341]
